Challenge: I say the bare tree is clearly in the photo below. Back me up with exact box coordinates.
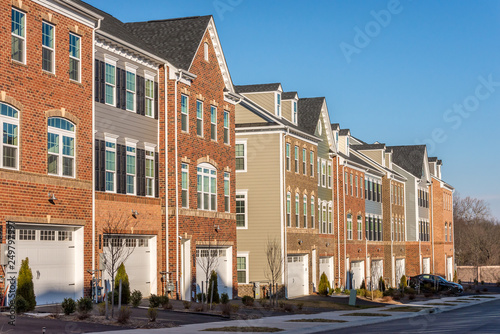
[264,238,283,304]
[101,213,137,318]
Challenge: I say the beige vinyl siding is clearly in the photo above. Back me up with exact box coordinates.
[236,132,282,282]
[317,113,332,202]
[337,135,347,155]
[361,150,383,165]
[235,103,267,124]
[385,153,391,168]
[393,164,418,241]
[241,92,275,114]
[282,100,292,122]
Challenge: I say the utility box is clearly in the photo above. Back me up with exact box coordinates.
[253,282,260,299]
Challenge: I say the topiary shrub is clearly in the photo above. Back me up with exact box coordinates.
[400,275,407,289]
[356,288,366,296]
[149,294,161,308]
[130,290,142,307]
[334,287,342,294]
[379,277,386,292]
[114,263,130,305]
[344,289,350,295]
[207,270,219,304]
[61,298,76,315]
[17,258,36,311]
[318,272,331,296]
[220,292,229,304]
[242,295,254,307]
[14,295,28,314]
[360,279,366,290]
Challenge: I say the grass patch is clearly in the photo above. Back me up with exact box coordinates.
[471,296,495,299]
[342,312,391,317]
[426,303,457,306]
[287,318,347,323]
[287,300,377,311]
[203,327,283,332]
[383,306,427,312]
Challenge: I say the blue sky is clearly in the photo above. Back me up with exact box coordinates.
[86,0,500,219]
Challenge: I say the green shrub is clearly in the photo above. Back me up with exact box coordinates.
[372,290,383,299]
[242,295,254,307]
[318,272,331,296]
[356,288,366,296]
[147,307,157,322]
[334,288,342,294]
[61,298,76,315]
[207,270,219,304]
[149,294,161,308]
[231,304,240,312]
[196,293,206,303]
[159,295,169,308]
[400,275,407,289]
[183,301,191,309]
[344,289,350,295]
[76,297,93,319]
[97,302,106,316]
[220,292,229,304]
[17,258,36,311]
[14,295,28,314]
[404,287,416,295]
[114,264,131,305]
[360,279,366,290]
[383,288,395,297]
[117,306,131,324]
[130,290,142,307]
[473,279,478,285]
[379,277,386,292]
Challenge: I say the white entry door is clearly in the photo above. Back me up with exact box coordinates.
[423,258,430,274]
[287,255,309,298]
[16,224,83,305]
[371,260,383,289]
[319,256,334,288]
[395,258,405,287]
[447,257,453,281]
[350,260,365,289]
[311,250,317,292]
[181,239,191,300]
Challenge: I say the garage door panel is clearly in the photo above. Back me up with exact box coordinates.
[287,255,308,299]
[195,247,232,299]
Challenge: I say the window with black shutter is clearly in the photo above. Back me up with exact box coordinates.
[154,81,159,120]
[99,140,106,191]
[94,139,100,191]
[94,59,100,102]
[136,148,146,196]
[99,60,105,104]
[155,152,159,197]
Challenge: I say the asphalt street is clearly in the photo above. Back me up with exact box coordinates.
[316,298,500,334]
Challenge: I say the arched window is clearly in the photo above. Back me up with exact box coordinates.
[303,194,307,228]
[197,163,216,211]
[204,42,209,61]
[445,223,448,242]
[346,213,352,240]
[295,193,299,227]
[0,103,19,169]
[47,117,75,177]
[286,192,291,227]
[310,196,315,228]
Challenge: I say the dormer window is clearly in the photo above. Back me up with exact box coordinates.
[292,101,297,124]
[276,93,281,116]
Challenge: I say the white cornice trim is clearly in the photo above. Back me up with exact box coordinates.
[32,0,101,27]
[95,36,161,70]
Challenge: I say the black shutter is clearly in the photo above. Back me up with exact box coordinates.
[116,144,125,194]
[154,81,159,120]
[137,75,145,116]
[99,140,106,192]
[155,152,159,198]
[94,139,100,191]
[136,149,146,196]
[116,69,121,109]
[99,61,105,104]
[94,60,100,102]
[121,69,126,110]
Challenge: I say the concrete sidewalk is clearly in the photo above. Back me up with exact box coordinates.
[88,294,500,334]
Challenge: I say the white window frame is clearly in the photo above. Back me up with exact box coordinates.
[47,118,76,178]
[237,252,249,284]
[145,71,156,118]
[310,196,315,229]
[235,140,247,172]
[0,104,20,170]
[145,144,155,197]
[302,148,306,175]
[197,163,217,211]
[125,64,137,112]
[224,172,230,213]
[317,158,320,186]
[125,138,138,195]
[223,110,230,145]
[286,143,290,171]
[321,202,327,234]
[181,94,189,132]
[196,100,203,137]
[104,134,118,193]
[276,92,281,117]
[328,202,333,234]
[292,100,297,124]
[286,192,291,227]
[309,150,314,177]
[69,33,81,82]
[210,105,217,141]
[181,163,189,208]
[295,193,299,228]
[303,194,307,228]
[236,190,248,229]
[321,160,326,187]
[327,162,332,188]
[347,214,352,240]
[294,146,299,173]
[42,21,55,74]
[204,42,209,62]
[358,216,362,240]
[104,55,118,106]
[11,8,26,64]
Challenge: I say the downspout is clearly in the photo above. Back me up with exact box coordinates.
[389,176,393,287]
[165,65,169,289]
[174,71,183,299]
[336,157,341,288]
[283,128,289,293]
[431,181,434,274]
[342,163,346,288]
[92,18,101,275]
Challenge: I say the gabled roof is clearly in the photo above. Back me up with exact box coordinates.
[388,145,427,179]
[331,123,340,131]
[235,83,282,94]
[352,143,387,150]
[338,152,384,176]
[350,148,406,180]
[297,97,325,136]
[339,129,350,136]
[125,16,212,71]
[428,157,438,162]
[282,91,298,100]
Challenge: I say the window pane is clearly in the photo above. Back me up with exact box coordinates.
[62,136,74,156]
[106,151,115,171]
[127,175,135,194]
[11,10,25,37]
[4,123,18,146]
[48,154,58,174]
[47,132,59,153]
[3,146,17,168]
[69,34,80,58]
[62,157,74,177]
[105,171,114,191]
[126,155,135,174]
[69,58,79,81]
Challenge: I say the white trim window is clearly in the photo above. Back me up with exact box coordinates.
[237,253,248,284]
[445,223,448,242]
[1,103,19,169]
[309,151,314,177]
[292,100,297,124]
[318,200,322,232]
[210,105,217,141]
[223,111,229,144]
[355,176,358,197]
[235,141,246,172]
[286,143,290,171]
[302,148,306,175]
[322,202,327,234]
[317,158,320,185]
[196,100,203,137]
[350,174,353,196]
[295,193,299,227]
[286,192,291,227]
[347,214,352,240]
[126,70,136,112]
[69,33,81,82]
[276,93,281,117]
[11,8,25,63]
[181,163,189,208]
[294,146,299,173]
[357,215,363,240]
[42,21,55,73]
[303,194,307,228]
[360,176,363,199]
[224,172,230,212]
[197,163,216,211]
[181,94,188,132]
[236,191,247,228]
[47,118,75,177]
[204,42,209,62]
[105,61,116,105]
[126,145,136,195]
[321,160,326,187]
[327,162,332,188]
[310,196,315,228]
[328,203,333,234]
[145,148,155,197]
[105,140,116,192]
[391,217,394,241]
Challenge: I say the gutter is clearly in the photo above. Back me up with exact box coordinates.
[336,156,341,288]
[165,64,169,294]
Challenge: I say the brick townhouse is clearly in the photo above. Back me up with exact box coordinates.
[0,0,101,304]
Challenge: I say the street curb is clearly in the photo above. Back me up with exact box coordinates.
[136,306,228,319]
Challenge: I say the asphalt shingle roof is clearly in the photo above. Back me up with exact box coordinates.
[388,145,427,178]
[351,143,386,150]
[235,83,281,94]
[297,97,325,136]
[339,129,350,135]
[282,92,298,100]
[125,16,212,70]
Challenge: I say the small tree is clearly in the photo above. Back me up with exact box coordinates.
[207,270,219,304]
[379,276,386,292]
[400,275,407,289]
[264,238,284,304]
[114,263,131,305]
[17,258,36,311]
[318,272,331,296]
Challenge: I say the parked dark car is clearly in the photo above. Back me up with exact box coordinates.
[409,274,463,294]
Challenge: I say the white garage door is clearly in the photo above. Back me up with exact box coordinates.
[319,256,334,288]
[16,224,83,305]
[102,236,156,297]
[351,260,364,289]
[196,247,233,299]
[371,260,384,289]
[395,258,405,287]
[447,257,453,281]
[423,258,430,274]
[287,255,308,298]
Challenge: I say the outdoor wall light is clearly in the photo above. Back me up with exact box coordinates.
[298,239,303,245]
[326,242,330,247]
[358,248,361,253]
[131,210,139,217]
[214,225,220,232]
[48,192,57,201]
